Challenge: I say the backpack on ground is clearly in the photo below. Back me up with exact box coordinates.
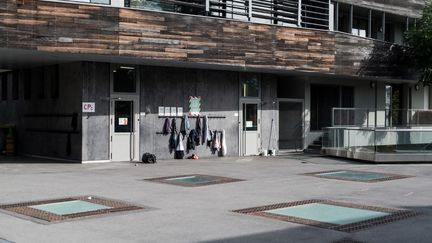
[142,153,157,163]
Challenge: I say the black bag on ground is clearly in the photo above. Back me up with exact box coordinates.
[142,153,157,163]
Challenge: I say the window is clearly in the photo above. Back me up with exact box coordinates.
[1,73,7,100]
[113,66,136,93]
[243,103,258,131]
[24,69,31,100]
[241,74,260,98]
[37,68,45,99]
[51,65,59,99]
[310,85,354,130]
[12,71,19,100]
[352,18,368,37]
[114,100,134,133]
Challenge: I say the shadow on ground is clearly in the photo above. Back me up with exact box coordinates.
[202,206,432,243]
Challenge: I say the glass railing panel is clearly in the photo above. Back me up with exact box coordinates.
[374,129,432,153]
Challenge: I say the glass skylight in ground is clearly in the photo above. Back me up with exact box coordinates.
[265,203,389,225]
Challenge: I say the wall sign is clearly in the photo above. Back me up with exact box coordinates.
[177,107,183,117]
[158,106,165,116]
[171,107,177,117]
[118,118,128,126]
[189,96,201,116]
[82,102,95,113]
[164,107,171,116]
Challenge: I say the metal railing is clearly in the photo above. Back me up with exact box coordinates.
[331,108,432,128]
[125,0,330,29]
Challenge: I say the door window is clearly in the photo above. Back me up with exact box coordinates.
[114,101,133,133]
[243,103,258,131]
[113,66,136,93]
[241,75,260,98]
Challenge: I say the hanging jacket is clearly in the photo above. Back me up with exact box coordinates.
[180,115,190,137]
[219,129,227,157]
[211,130,221,154]
[202,115,211,146]
[162,118,171,136]
[171,118,177,134]
[175,133,185,159]
[195,116,201,145]
[169,118,178,154]
[186,129,198,153]
[169,132,177,154]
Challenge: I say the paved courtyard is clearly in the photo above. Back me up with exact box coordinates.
[0,154,431,243]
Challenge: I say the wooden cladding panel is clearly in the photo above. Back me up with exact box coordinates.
[0,0,415,79]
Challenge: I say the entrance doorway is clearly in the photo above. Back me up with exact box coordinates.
[240,101,261,156]
[278,100,304,150]
[110,65,140,162]
[110,97,140,161]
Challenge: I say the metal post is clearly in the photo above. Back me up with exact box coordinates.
[367,109,369,127]
[349,4,353,34]
[335,1,339,31]
[205,0,210,14]
[248,0,252,21]
[375,82,378,127]
[298,0,302,27]
[406,17,409,31]
[368,9,372,38]
[382,12,386,41]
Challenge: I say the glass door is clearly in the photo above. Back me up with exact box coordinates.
[241,102,260,156]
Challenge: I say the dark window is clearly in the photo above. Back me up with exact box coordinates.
[114,100,134,133]
[113,66,136,93]
[51,65,59,99]
[1,74,7,100]
[24,69,31,100]
[241,74,260,98]
[243,103,258,131]
[12,71,19,100]
[310,85,354,130]
[37,68,45,99]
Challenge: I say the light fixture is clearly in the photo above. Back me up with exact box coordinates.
[414,84,421,91]
[370,81,376,88]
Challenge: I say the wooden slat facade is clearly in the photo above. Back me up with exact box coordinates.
[0,0,416,80]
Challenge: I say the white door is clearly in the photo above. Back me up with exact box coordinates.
[241,102,261,155]
[111,97,139,161]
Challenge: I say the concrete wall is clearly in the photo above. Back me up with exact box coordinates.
[0,63,83,161]
[139,66,241,160]
[81,62,111,162]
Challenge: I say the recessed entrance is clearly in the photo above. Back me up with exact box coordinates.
[110,65,140,162]
[278,99,304,150]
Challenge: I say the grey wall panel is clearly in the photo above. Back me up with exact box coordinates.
[140,66,240,160]
[81,62,111,161]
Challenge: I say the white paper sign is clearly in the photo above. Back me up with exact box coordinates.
[165,107,171,116]
[82,102,95,113]
[158,106,165,116]
[171,107,177,117]
[177,107,183,117]
[246,121,253,128]
[119,118,128,126]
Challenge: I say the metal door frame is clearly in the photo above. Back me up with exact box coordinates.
[109,64,140,162]
[239,99,261,156]
[277,98,305,150]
